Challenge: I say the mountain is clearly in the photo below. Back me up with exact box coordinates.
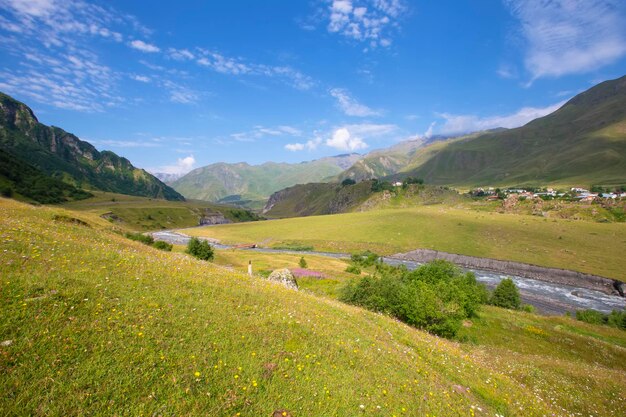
[171,153,362,208]
[152,172,185,184]
[262,180,375,218]
[0,92,184,201]
[400,76,626,186]
[0,148,92,203]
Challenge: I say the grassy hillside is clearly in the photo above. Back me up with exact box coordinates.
[406,76,626,187]
[63,191,259,231]
[1,198,625,416]
[187,205,626,280]
[0,92,183,201]
[337,132,495,182]
[171,154,361,208]
[263,180,374,218]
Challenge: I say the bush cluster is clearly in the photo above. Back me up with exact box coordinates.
[576,309,626,330]
[490,278,521,309]
[125,232,171,251]
[152,241,173,251]
[340,260,489,338]
[125,232,154,245]
[186,237,214,261]
[350,251,380,267]
[345,265,361,275]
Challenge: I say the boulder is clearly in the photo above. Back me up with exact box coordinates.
[267,268,298,290]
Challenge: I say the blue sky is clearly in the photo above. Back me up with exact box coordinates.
[1,0,625,175]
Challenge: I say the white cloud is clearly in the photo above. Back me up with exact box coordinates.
[326,127,368,151]
[160,80,200,104]
[505,0,626,81]
[329,88,381,117]
[91,139,161,148]
[129,39,160,53]
[230,125,303,142]
[343,123,397,136]
[285,143,305,151]
[422,122,436,139]
[153,155,196,175]
[285,136,323,151]
[0,0,129,47]
[3,0,56,18]
[437,101,566,135]
[168,48,195,60]
[277,125,303,136]
[325,0,407,48]
[131,74,150,83]
[0,47,121,112]
[194,50,315,90]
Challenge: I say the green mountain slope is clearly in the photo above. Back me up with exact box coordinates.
[0,92,184,201]
[171,154,361,208]
[338,132,500,182]
[0,148,92,203]
[263,180,375,218]
[403,76,626,186]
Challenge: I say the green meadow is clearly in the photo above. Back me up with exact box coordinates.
[186,205,626,281]
[2,198,625,416]
[63,191,258,231]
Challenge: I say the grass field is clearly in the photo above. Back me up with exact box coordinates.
[1,197,625,416]
[62,191,258,231]
[211,250,359,298]
[186,206,626,281]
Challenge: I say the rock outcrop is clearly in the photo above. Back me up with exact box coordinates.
[199,212,232,225]
[267,269,298,290]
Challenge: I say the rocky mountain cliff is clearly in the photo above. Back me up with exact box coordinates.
[0,92,184,200]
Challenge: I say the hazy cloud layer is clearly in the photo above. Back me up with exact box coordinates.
[437,101,566,134]
[329,88,381,116]
[505,0,626,81]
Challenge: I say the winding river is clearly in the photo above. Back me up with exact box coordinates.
[152,230,625,315]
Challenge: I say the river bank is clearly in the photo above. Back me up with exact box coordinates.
[390,249,623,296]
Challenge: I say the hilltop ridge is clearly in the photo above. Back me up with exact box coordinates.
[0,92,184,201]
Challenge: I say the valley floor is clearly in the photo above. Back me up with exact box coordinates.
[185,205,626,281]
[1,198,625,416]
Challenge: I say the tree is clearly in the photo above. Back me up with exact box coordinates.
[341,178,356,186]
[299,256,307,268]
[490,278,521,309]
[186,237,214,261]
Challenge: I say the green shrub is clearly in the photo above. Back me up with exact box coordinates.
[186,237,214,261]
[125,232,154,245]
[575,309,626,330]
[490,278,521,309]
[272,242,314,251]
[341,178,356,186]
[153,241,173,252]
[607,310,626,330]
[522,304,536,313]
[340,260,488,338]
[299,256,307,268]
[350,251,379,267]
[345,265,361,274]
[0,185,13,197]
